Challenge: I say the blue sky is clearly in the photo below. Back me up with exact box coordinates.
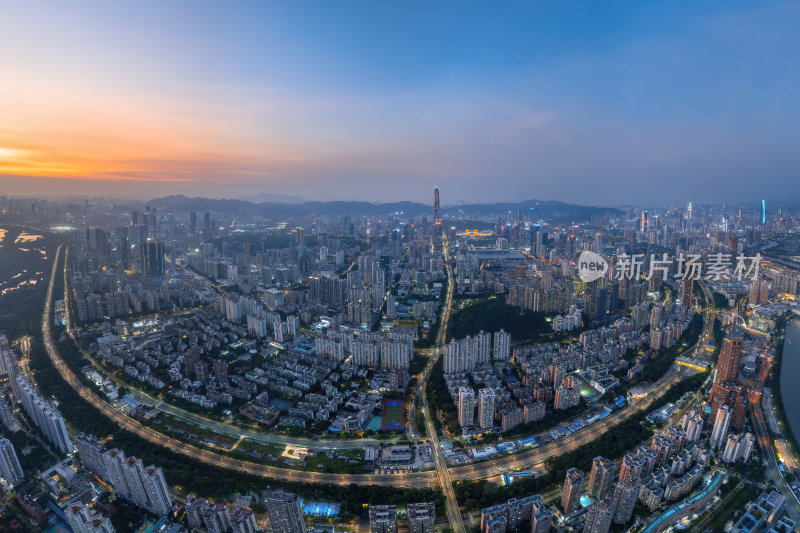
[1,1,798,205]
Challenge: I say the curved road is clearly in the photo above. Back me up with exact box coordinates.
[41,244,440,488]
[39,244,712,491]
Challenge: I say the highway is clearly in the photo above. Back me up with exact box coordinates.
[42,244,442,488]
[39,243,714,496]
[418,244,466,533]
[750,390,800,519]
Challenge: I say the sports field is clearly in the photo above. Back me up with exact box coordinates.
[381,399,405,430]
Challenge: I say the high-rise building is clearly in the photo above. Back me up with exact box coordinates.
[492,330,511,361]
[531,506,553,533]
[681,410,704,442]
[722,433,756,463]
[73,435,172,517]
[749,280,769,306]
[0,438,23,484]
[141,239,165,278]
[619,453,644,485]
[583,499,615,533]
[713,334,743,394]
[369,505,398,533]
[478,388,495,430]
[65,502,115,533]
[265,490,306,533]
[407,502,435,533]
[433,187,441,230]
[587,457,616,501]
[711,404,732,449]
[711,381,747,431]
[562,467,584,515]
[612,482,639,525]
[213,360,229,387]
[458,387,475,428]
[15,374,72,454]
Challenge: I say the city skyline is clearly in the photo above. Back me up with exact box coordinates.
[2,2,800,204]
[2,2,800,530]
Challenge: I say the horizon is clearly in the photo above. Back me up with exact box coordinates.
[2,191,790,211]
[2,2,800,205]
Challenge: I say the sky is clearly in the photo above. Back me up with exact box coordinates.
[1,1,799,206]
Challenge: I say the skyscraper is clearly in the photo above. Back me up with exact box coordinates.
[711,382,747,431]
[714,334,743,391]
[458,387,475,428]
[141,239,165,278]
[562,467,584,515]
[264,490,306,533]
[478,388,495,430]
[711,404,732,449]
[587,456,616,501]
[0,438,23,485]
[433,187,441,227]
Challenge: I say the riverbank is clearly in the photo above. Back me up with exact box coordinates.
[773,316,800,464]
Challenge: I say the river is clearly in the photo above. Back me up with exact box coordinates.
[0,225,61,336]
[780,318,800,442]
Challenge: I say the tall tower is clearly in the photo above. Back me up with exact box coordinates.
[433,187,441,232]
[712,334,743,396]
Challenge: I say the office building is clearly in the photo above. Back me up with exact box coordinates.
[141,239,165,278]
[711,381,747,431]
[712,334,743,398]
[265,490,306,533]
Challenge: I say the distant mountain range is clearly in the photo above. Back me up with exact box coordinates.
[237,193,308,204]
[147,195,622,221]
